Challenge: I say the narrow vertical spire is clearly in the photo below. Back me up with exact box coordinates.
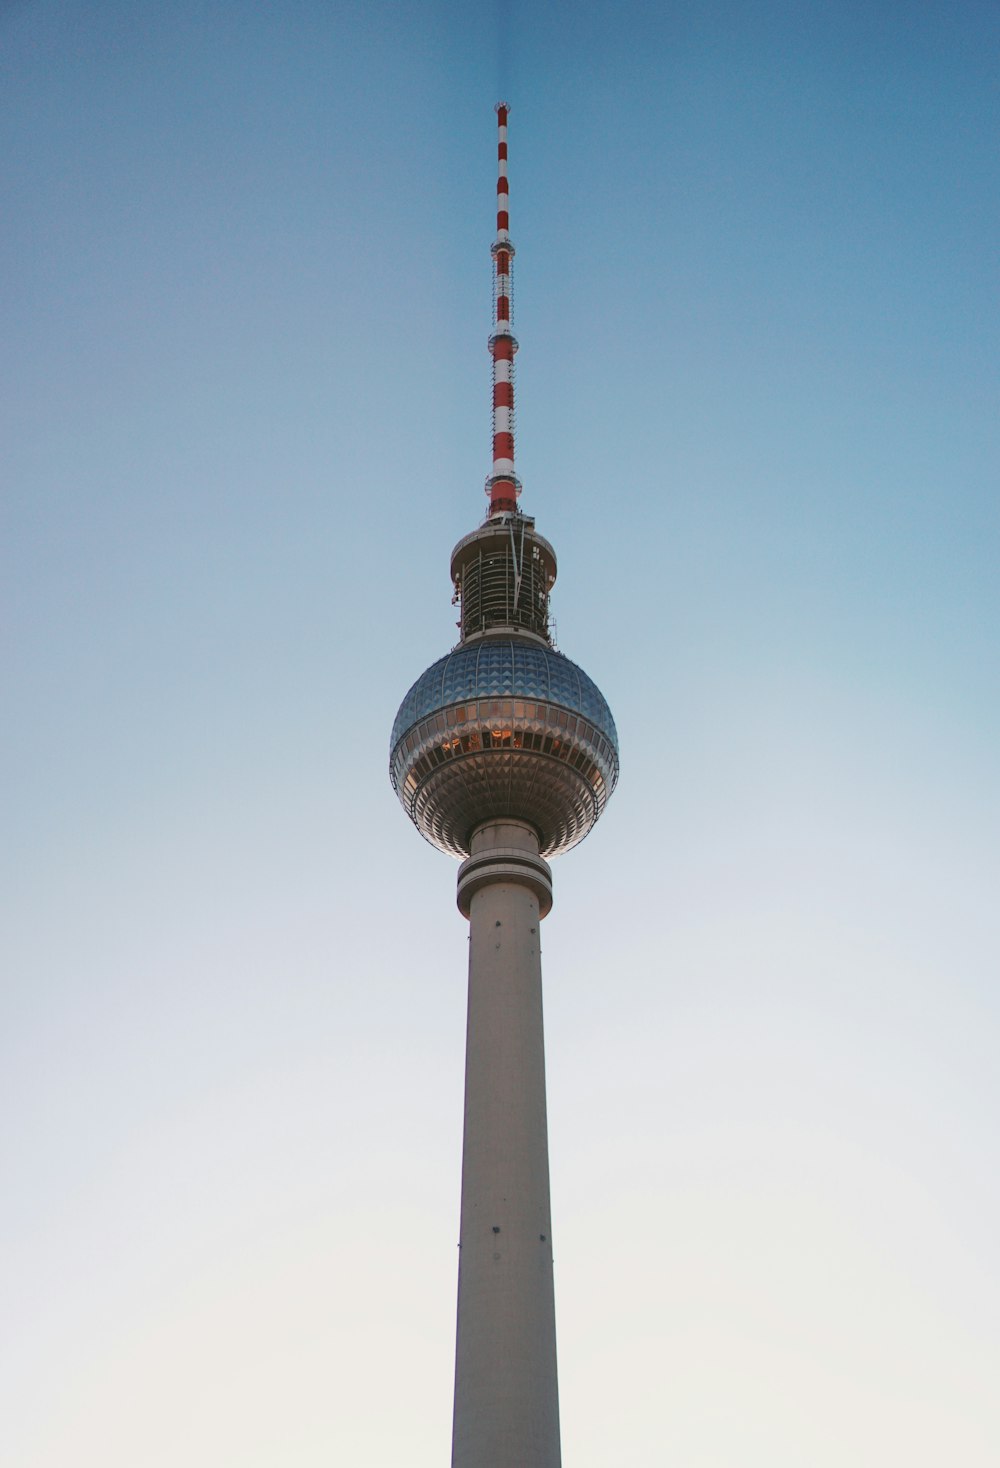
[487,102,520,516]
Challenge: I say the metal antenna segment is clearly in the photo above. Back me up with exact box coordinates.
[487,102,520,516]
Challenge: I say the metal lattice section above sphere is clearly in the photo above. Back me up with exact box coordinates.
[390,638,619,858]
[450,515,556,643]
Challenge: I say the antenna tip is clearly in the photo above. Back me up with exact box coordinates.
[495,101,510,115]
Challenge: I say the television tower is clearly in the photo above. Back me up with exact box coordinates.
[389,104,620,1468]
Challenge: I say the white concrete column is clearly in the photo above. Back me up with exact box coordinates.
[451,820,561,1468]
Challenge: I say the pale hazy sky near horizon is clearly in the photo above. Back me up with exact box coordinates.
[3,2,998,1465]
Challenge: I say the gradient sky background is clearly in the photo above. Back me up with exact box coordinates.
[3,2,998,1464]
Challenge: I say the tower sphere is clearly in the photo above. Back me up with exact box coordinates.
[390,636,619,859]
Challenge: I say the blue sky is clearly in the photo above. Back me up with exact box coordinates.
[3,3,998,1464]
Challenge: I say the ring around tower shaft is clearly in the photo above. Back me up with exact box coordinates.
[451,820,561,1468]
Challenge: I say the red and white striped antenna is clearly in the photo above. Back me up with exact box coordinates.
[486,102,520,517]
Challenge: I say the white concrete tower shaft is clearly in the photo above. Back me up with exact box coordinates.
[452,819,561,1468]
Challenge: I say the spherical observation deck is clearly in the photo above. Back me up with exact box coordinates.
[390,637,619,859]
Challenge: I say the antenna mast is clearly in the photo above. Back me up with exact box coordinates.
[487,102,520,517]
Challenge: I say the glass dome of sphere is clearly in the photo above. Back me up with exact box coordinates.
[390,637,619,859]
